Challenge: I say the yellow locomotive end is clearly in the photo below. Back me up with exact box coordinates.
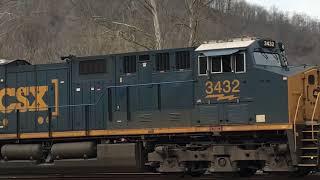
[288,67,320,124]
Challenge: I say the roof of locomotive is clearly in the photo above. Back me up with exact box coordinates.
[69,47,196,61]
[195,37,256,52]
[0,59,30,66]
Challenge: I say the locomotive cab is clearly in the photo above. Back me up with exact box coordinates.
[190,37,320,173]
[195,37,292,125]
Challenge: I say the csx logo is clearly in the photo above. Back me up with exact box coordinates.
[0,79,59,116]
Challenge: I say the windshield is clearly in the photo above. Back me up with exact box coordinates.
[253,52,281,67]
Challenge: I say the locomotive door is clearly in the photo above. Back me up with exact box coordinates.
[195,55,222,125]
[137,59,153,111]
[85,80,105,130]
[209,70,246,125]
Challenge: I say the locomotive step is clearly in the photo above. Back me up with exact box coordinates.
[302,135,320,139]
[305,121,320,125]
[299,155,318,159]
[297,164,318,167]
[300,147,318,150]
[301,139,318,141]
[302,127,320,130]
[302,130,320,133]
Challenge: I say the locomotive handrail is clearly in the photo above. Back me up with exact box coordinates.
[311,92,320,140]
[107,79,196,89]
[9,79,196,138]
[293,94,303,152]
[2,79,196,111]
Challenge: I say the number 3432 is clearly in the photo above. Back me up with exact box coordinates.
[205,80,240,94]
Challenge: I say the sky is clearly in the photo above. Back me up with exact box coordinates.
[245,0,320,19]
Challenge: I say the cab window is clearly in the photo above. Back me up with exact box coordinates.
[222,55,232,72]
[198,52,246,75]
[210,56,222,73]
[209,55,232,73]
[254,52,281,67]
[210,55,233,73]
[235,54,245,73]
[198,56,207,75]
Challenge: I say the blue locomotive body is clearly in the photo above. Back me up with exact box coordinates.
[0,37,318,176]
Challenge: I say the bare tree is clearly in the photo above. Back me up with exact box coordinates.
[90,0,163,50]
[183,0,213,46]
[144,0,162,49]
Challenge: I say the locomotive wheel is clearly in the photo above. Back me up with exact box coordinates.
[189,170,205,177]
[189,172,202,177]
[238,168,257,177]
[187,162,207,177]
[291,167,312,177]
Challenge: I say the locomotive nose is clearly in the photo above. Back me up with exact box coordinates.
[288,68,320,124]
[302,69,320,121]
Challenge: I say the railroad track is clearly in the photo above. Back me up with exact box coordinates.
[0,173,320,180]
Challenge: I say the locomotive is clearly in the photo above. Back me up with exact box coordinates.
[0,37,318,176]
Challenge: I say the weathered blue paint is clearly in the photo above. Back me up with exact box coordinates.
[0,39,313,135]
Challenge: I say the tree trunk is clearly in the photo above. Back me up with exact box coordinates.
[188,1,195,47]
[149,0,162,50]
[186,0,197,47]
[227,0,232,13]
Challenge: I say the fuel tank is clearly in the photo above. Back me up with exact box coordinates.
[1,144,43,161]
[51,141,96,160]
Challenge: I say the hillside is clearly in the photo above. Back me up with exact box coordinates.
[0,0,319,65]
